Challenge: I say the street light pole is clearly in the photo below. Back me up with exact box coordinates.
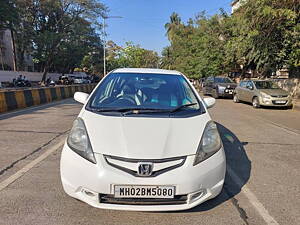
[102,15,122,76]
[103,17,106,76]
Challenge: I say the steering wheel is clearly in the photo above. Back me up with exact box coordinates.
[115,95,136,104]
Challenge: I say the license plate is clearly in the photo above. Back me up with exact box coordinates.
[114,185,175,198]
[275,100,286,104]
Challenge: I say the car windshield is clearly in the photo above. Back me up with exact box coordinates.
[254,81,279,89]
[88,73,200,112]
[214,77,234,83]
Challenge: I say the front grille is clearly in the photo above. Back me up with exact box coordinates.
[272,100,287,105]
[271,95,288,98]
[104,155,186,177]
[99,194,188,205]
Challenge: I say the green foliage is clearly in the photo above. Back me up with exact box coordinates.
[0,0,18,29]
[162,13,226,79]
[232,0,300,74]
[162,0,300,78]
[0,0,107,80]
[107,42,160,71]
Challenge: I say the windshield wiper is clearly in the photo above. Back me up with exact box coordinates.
[170,103,198,113]
[89,104,198,115]
[122,108,170,115]
[90,107,170,115]
[89,108,123,113]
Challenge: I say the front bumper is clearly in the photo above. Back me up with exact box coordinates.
[218,88,235,97]
[259,96,293,107]
[60,144,226,211]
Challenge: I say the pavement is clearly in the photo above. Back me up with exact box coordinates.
[293,98,300,111]
[0,98,299,225]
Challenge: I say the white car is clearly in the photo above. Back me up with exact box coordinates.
[60,68,226,211]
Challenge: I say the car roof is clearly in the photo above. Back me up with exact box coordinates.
[112,68,182,75]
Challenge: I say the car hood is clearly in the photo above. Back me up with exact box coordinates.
[260,89,288,96]
[82,111,211,159]
[217,83,237,88]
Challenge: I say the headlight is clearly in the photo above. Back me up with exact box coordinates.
[67,118,96,164]
[261,92,271,99]
[193,121,222,166]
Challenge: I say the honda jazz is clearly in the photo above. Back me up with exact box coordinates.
[60,68,226,211]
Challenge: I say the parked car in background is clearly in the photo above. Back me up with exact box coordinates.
[233,80,293,109]
[73,77,85,84]
[73,76,91,84]
[203,76,237,98]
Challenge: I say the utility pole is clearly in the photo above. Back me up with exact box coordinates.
[102,15,123,76]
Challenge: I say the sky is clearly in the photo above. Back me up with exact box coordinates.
[100,0,232,54]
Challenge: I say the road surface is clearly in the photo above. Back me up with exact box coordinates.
[0,98,299,225]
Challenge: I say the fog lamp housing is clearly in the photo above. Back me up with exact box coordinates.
[190,189,207,203]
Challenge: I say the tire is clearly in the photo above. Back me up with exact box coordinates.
[252,97,260,108]
[212,89,219,99]
[233,94,239,103]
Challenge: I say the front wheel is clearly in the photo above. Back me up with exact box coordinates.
[252,97,260,108]
[212,89,219,99]
[233,94,239,103]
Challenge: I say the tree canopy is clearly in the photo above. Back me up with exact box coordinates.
[1,0,107,81]
[106,42,160,71]
[161,0,300,79]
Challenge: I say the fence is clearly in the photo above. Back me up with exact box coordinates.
[0,84,97,113]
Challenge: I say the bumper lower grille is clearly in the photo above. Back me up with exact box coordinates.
[99,194,188,205]
[272,100,287,105]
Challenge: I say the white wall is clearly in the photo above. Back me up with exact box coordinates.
[0,70,71,82]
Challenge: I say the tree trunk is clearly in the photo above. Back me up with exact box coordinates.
[0,46,4,70]
[10,29,17,71]
[41,62,49,83]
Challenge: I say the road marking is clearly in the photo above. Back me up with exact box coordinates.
[0,139,64,192]
[261,119,299,135]
[227,166,280,225]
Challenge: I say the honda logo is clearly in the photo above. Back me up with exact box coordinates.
[137,162,153,176]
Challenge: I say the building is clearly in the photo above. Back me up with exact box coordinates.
[0,29,34,71]
[231,0,241,13]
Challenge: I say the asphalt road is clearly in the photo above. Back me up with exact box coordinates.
[0,98,299,225]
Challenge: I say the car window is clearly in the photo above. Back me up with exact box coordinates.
[253,81,280,89]
[240,81,247,88]
[88,73,200,111]
[214,77,234,83]
[246,81,254,89]
[206,77,212,83]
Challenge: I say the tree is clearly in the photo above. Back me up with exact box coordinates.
[16,0,107,82]
[161,12,227,79]
[0,0,18,30]
[164,12,182,42]
[227,0,300,75]
[46,16,103,75]
[106,42,160,71]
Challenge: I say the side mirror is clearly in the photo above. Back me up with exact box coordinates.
[203,97,216,109]
[247,85,253,90]
[74,92,89,104]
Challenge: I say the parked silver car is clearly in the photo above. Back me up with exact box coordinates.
[233,80,293,109]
